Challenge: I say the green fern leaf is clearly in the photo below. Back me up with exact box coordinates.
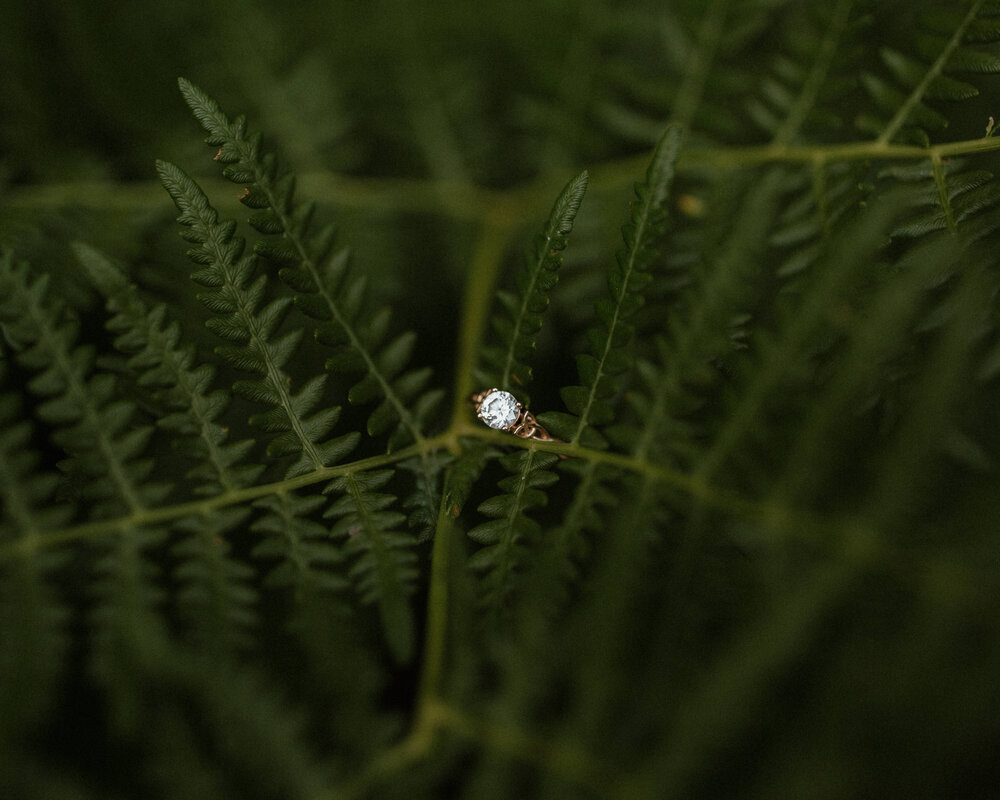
[74,242,264,494]
[544,124,684,448]
[324,471,417,661]
[467,450,559,616]
[479,170,589,396]
[172,508,258,652]
[157,159,359,479]
[0,389,71,753]
[863,0,999,144]
[0,250,168,516]
[251,490,348,610]
[177,77,442,452]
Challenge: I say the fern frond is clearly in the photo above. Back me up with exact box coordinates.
[157,160,359,479]
[324,471,417,661]
[467,450,560,617]
[478,170,589,397]
[768,160,871,277]
[520,458,620,619]
[177,78,442,451]
[619,168,788,469]
[89,525,171,687]
[542,124,684,448]
[690,198,910,493]
[862,0,1000,145]
[885,158,1000,239]
[251,490,347,611]
[771,233,969,509]
[399,451,451,541]
[75,242,263,495]
[0,249,167,517]
[172,508,258,652]
[0,390,70,750]
[747,0,858,145]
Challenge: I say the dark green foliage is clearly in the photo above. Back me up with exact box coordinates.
[2,2,1000,799]
[75,242,263,494]
[544,124,684,449]
[177,78,443,452]
[324,470,418,662]
[859,0,1000,145]
[157,159,359,479]
[251,491,347,604]
[467,450,560,616]
[0,388,70,772]
[0,250,169,517]
[478,170,589,396]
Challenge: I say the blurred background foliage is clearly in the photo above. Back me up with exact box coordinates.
[2,1,1000,799]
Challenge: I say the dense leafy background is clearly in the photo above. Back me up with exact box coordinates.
[2,1,1000,798]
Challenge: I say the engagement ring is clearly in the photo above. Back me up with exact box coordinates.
[470,388,560,442]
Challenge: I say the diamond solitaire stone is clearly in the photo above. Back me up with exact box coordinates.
[479,390,520,430]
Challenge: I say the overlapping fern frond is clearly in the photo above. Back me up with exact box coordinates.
[177,78,443,451]
[2,2,1000,799]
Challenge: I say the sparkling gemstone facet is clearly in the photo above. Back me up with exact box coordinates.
[479,390,520,430]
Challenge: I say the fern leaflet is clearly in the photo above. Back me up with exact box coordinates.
[479,170,589,397]
[177,77,442,451]
[324,470,417,661]
[542,124,684,448]
[157,159,359,479]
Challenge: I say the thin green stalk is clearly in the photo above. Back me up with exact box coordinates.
[0,439,440,559]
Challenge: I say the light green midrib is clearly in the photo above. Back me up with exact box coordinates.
[12,138,1000,219]
[4,421,841,561]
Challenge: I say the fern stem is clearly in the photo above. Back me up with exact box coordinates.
[455,422,844,548]
[428,700,616,791]
[0,405,886,571]
[329,697,613,800]
[11,137,1000,223]
[416,481,455,705]
[877,0,985,145]
[0,437,443,559]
